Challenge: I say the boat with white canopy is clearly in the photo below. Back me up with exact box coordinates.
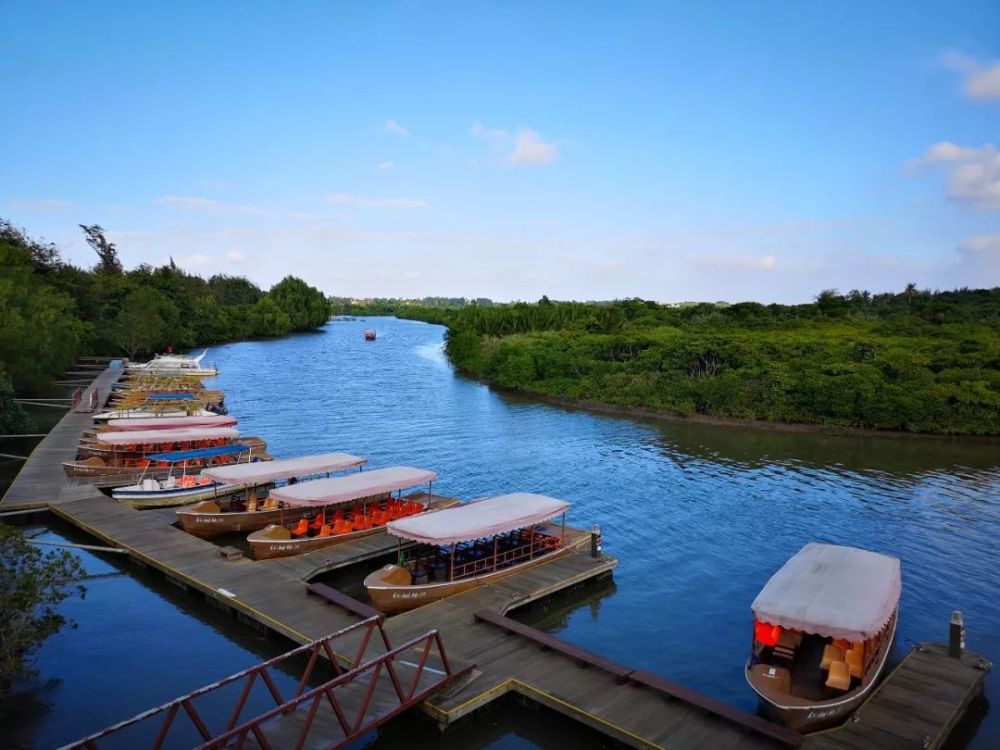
[246,466,458,560]
[64,427,268,480]
[101,414,237,431]
[176,452,368,537]
[364,492,572,613]
[745,542,901,732]
[110,445,263,508]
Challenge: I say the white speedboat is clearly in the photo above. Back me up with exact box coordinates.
[127,349,219,377]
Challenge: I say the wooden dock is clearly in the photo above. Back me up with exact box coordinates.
[6,364,992,750]
[804,643,990,750]
[1,365,122,510]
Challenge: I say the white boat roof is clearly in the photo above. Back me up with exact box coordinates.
[751,542,901,642]
[202,452,367,485]
[387,493,569,546]
[95,427,240,445]
[270,466,437,507]
[105,415,237,431]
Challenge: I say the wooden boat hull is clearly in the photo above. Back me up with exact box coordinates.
[745,607,898,733]
[248,523,384,560]
[365,544,574,614]
[63,450,272,481]
[177,502,312,538]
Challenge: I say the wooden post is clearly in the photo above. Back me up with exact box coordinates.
[949,611,965,658]
[590,524,601,558]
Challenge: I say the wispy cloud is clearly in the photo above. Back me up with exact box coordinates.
[509,129,558,166]
[385,118,410,137]
[377,160,395,171]
[471,123,559,167]
[6,198,75,212]
[225,249,246,263]
[909,142,1000,211]
[157,195,267,215]
[175,253,213,269]
[942,52,1000,101]
[324,194,428,208]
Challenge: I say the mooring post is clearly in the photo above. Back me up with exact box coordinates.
[590,524,601,558]
[949,610,965,658]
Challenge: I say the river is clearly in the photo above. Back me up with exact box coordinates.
[4,316,997,748]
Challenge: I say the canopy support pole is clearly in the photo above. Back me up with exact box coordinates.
[493,537,498,573]
[449,545,455,582]
[561,512,566,543]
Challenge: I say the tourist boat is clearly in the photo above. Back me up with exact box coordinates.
[76,426,249,459]
[364,493,574,613]
[744,542,901,733]
[176,452,368,537]
[364,329,376,341]
[246,466,459,560]
[64,427,268,480]
[110,445,263,508]
[97,414,237,432]
[127,349,219,377]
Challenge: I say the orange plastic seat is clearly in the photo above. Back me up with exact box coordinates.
[318,524,332,537]
[310,514,325,530]
[373,510,389,526]
[291,519,309,537]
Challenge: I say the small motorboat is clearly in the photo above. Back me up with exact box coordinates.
[364,329,376,341]
[364,493,576,613]
[744,542,901,732]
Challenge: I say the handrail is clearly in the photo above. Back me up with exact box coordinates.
[473,610,803,748]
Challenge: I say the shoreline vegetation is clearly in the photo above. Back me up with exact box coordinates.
[0,220,331,431]
[333,291,1000,437]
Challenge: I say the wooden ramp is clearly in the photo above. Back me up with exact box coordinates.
[804,643,991,750]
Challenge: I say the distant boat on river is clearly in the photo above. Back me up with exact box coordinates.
[364,329,377,341]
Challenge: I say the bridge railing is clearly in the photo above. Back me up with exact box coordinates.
[63,615,466,750]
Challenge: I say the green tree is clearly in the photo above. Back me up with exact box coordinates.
[79,224,123,274]
[250,296,293,337]
[0,371,32,434]
[108,287,180,359]
[0,524,85,697]
[268,276,331,331]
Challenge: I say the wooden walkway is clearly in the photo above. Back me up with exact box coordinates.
[804,643,990,750]
[1,365,122,510]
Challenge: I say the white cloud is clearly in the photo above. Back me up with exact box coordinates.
[942,52,1000,101]
[6,198,74,212]
[377,160,395,170]
[910,142,1000,211]
[385,119,410,137]
[471,123,559,166]
[957,234,1000,282]
[509,129,558,166]
[324,194,428,208]
[225,249,246,263]
[158,195,266,215]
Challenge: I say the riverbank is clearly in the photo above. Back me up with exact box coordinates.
[374,292,1000,437]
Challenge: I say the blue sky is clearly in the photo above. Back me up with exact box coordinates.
[2,1,998,302]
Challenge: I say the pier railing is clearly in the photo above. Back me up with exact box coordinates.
[63,615,468,750]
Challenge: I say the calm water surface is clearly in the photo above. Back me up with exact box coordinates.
[5,316,998,748]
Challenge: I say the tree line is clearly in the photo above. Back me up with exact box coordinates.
[378,290,1000,436]
[0,219,331,425]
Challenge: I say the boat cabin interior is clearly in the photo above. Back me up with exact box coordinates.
[749,620,888,700]
[266,492,426,540]
[396,526,563,585]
